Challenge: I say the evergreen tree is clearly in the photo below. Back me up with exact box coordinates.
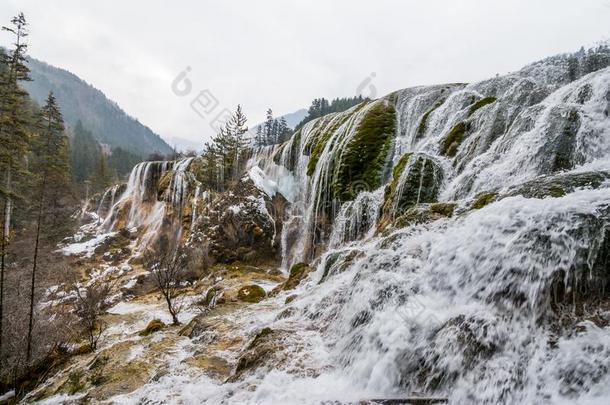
[200,105,249,190]
[264,109,274,145]
[26,92,70,361]
[255,125,263,146]
[70,120,101,184]
[271,119,279,145]
[277,117,291,143]
[0,12,31,356]
[296,95,365,130]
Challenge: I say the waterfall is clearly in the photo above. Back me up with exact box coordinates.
[236,57,610,403]
[98,157,197,251]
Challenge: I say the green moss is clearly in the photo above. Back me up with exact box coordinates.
[237,284,267,303]
[417,99,445,138]
[286,130,302,171]
[392,153,412,180]
[394,203,455,228]
[333,102,396,201]
[471,192,498,209]
[440,121,469,157]
[383,153,443,220]
[318,250,362,283]
[319,252,341,284]
[548,185,567,198]
[468,96,497,117]
[305,110,357,176]
[430,202,457,217]
[138,319,166,336]
[272,143,286,165]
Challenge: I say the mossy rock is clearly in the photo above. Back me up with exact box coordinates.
[231,327,283,381]
[468,96,497,117]
[138,319,166,336]
[507,171,610,199]
[333,101,396,201]
[237,284,267,303]
[285,295,298,304]
[395,202,457,228]
[417,98,446,138]
[381,152,443,222]
[319,249,363,283]
[430,202,457,217]
[285,262,311,290]
[471,192,498,209]
[305,113,352,176]
[440,121,470,157]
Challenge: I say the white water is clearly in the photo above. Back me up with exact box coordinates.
[97,157,197,251]
[231,60,610,403]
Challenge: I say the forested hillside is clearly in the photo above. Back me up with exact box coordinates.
[22,57,173,157]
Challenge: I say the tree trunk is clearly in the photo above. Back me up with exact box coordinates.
[3,166,11,240]
[26,117,52,363]
[26,185,45,362]
[0,198,6,357]
[165,295,179,325]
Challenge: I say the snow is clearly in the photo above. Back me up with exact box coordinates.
[0,390,15,401]
[248,166,278,197]
[60,232,116,257]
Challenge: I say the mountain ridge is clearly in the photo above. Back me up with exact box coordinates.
[22,56,173,157]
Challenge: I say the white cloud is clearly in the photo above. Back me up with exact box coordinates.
[1,0,609,146]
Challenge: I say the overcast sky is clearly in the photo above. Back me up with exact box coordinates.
[1,0,609,147]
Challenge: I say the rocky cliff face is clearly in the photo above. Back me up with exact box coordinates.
[29,44,610,404]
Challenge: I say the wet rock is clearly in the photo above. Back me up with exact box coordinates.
[138,319,165,336]
[271,262,312,294]
[394,203,456,228]
[183,355,231,380]
[319,249,364,283]
[506,171,610,199]
[471,192,498,209]
[229,327,286,381]
[237,285,267,303]
[380,153,444,228]
[190,179,284,264]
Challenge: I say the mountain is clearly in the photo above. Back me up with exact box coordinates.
[22,57,173,157]
[278,108,307,129]
[252,108,308,131]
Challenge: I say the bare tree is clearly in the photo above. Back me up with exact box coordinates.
[145,250,188,325]
[73,282,112,351]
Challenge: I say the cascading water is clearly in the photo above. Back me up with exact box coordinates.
[97,157,198,251]
[237,48,610,404]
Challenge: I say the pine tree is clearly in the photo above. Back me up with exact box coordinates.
[255,125,263,146]
[0,12,31,356]
[271,119,279,145]
[70,120,102,184]
[26,92,70,362]
[264,109,274,145]
[277,117,290,143]
[201,105,249,190]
